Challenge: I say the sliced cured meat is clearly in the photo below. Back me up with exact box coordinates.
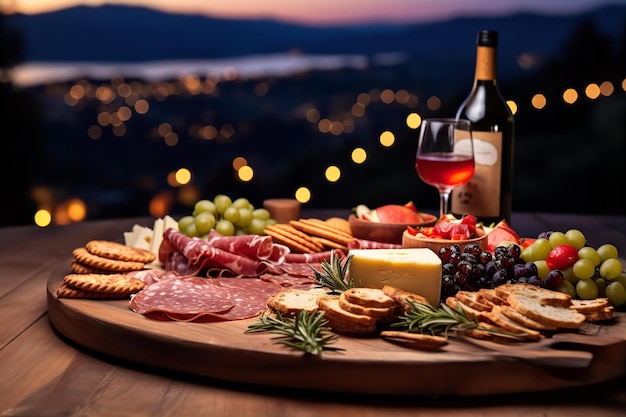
[162,229,267,277]
[126,269,179,285]
[130,276,236,320]
[283,249,344,264]
[209,277,284,320]
[260,274,319,290]
[206,230,277,260]
[347,239,402,250]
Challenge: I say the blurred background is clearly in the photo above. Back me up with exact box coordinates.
[1,0,624,227]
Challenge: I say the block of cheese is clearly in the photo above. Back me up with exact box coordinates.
[348,248,442,307]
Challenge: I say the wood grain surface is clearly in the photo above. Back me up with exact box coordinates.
[47,266,626,397]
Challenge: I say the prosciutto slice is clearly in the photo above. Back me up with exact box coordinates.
[347,238,402,250]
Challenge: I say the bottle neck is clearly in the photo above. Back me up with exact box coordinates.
[474,45,497,81]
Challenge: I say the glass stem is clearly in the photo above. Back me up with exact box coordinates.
[439,191,450,218]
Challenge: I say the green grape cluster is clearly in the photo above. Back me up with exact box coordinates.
[521,229,626,307]
[178,195,276,237]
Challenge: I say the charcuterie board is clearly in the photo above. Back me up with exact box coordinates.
[47,267,626,397]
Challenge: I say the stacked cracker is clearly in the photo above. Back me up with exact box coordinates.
[266,286,448,349]
[57,240,152,299]
[264,217,353,253]
[446,283,613,343]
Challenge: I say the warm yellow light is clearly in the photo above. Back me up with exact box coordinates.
[585,83,601,99]
[563,88,578,104]
[88,125,102,140]
[506,100,517,115]
[395,89,410,104]
[351,102,366,117]
[175,168,192,185]
[318,118,331,133]
[238,165,254,182]
[329,121,344,136]
[406,113,421,129]
[531,94,547,109]
[306,108,320,123]
[67,198,86,222]
[202,125,218,140]
[34,209,51,227]
[325,165,341,182]
[149,191,174,218]
[351,147,367,164]
[295,187,311,203]
[356,92,371,106]
[158,122,172,137]
[164,132,179,146]
[379,131,395,147]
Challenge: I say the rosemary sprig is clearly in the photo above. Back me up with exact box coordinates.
[308,252,354,294]
[245,310,343,355]
[391,299,527,340]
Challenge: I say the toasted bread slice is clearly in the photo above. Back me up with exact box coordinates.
[496,283,572,308]
[342,287,396,309]
[477,288,509,306]
[507,292,585,329]
[498,304,558,331]
[465,323,527,344]
[455,290,493,312]
[338,292,396,322]
[483,305,542,340]
[583,305,614,322]
[266,288,326,316]
[445,296,494,323]
[382,285,430,311]
[317,295,377,334]
[570,298,610,314]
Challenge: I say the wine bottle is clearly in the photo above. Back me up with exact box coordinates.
[452,30,514,225]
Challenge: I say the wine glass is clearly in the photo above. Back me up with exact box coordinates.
[415,118,474,218]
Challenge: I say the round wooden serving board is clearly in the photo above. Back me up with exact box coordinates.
[47,267,626,397]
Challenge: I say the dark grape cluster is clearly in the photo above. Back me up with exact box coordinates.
[437,243,544,302]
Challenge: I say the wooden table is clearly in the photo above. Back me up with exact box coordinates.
[1,211,625,417]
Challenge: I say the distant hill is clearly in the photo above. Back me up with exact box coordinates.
[6,4,624,80]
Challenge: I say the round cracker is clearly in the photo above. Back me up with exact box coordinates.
[73,247,146,272]
[86,240,156,263]
[71,261,112,275]
[63,273,145,294]
[57,282,132,299]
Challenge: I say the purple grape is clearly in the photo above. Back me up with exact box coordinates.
[545,270,564,289]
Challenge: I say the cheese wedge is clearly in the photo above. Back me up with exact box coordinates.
[348,248,442,307]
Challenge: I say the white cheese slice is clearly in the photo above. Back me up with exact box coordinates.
[124,224,152,249]
[348,248,442,307]
[148,215,179,261]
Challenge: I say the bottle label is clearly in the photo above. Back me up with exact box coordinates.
[451,131,502,217]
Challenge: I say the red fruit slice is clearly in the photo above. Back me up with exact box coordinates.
[546,244,579,270]
[451,223,471,240]
[433,220,453,238]
[406,225,419,236]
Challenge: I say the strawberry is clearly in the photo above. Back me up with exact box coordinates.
[546,244,579,270]
[433,220,453,239]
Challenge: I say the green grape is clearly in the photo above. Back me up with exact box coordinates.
[597,244,618,262]
[231,197,251,209]
[235,207,253,227]
[531,238,552,261]
[521,246,533,263]
[214,194,233,214]
[555,280,576,298]
[222,206,240,224]
[265,218,277,226]
[234,227,247,236]
[599,258,623,280]
[534,260,550,280]
[193,199,216,216]
[215,219,235,236]
[247,218,267,235]
[565,229,586,250]
[252,208,271,221]
[185,222,199,238]
[562,266,578,284]
[605,281,626,306]
[194,212,216,235]
[178,215,195,234]
[594,277,607,297]
[578,246,601,267]
[548,231,569,248]
[576,279,598,299]
[572,258,595,280]
[615,271,626,288]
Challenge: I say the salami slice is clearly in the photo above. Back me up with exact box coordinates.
[206,230,275,260]
[208,278,283,320]
[347,238,402,250]
[130,276,236,320]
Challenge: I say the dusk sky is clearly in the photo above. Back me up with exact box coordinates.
[8,0,623,25]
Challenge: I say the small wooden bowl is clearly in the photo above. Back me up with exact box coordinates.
[348,213,437,244]
[402,226,488,253]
